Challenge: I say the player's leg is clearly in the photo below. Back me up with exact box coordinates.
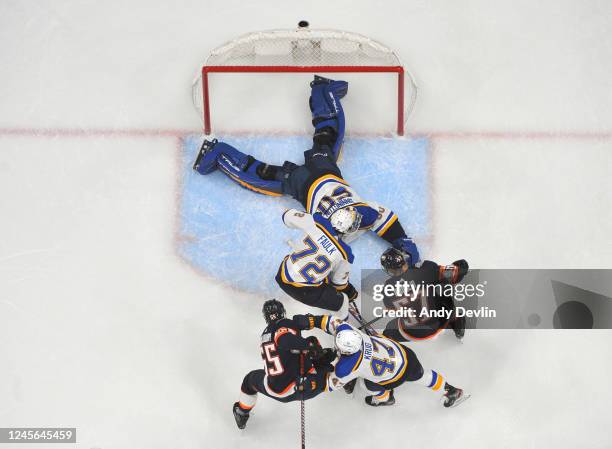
[309,75,348,162]
[451,313,466,340]
[362,379,395,407]
[278,76,351,207]
[193,139,285,196]
[275,268,349,315]
[233,369,266,429]
[262,74,351,206]
[402,346,470,408]
[382,319,408,341]
[291,75,351,208]
[382,318,446,342]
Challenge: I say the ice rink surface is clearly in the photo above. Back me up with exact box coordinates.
[1,1,612,448]
[179,135,430,294]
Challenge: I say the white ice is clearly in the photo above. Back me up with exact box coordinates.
[1,1,611,448]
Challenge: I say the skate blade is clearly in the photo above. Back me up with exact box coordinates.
[448,393,471,408]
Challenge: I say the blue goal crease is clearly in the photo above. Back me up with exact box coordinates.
[178,134,431,296]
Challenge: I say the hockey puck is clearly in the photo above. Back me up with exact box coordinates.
[298,20,309,28]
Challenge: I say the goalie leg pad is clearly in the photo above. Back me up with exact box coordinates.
[213,142,284,196]
[309,78,347,127]
[309,77,347,161]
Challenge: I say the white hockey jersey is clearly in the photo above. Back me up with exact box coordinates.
[279,209,354,288]
[305,174,399,244]
[316,318,410,391]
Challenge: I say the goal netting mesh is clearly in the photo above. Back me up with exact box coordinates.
[192,28,418,134]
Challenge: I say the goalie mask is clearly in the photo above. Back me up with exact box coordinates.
[330,206,362,235]
[335,329,363,355]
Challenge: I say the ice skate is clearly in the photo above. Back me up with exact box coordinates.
[193,138,220,174]
[443,384,470,408]
[232,402,250,429]
[310,75,348,99]
[365,390,395,407]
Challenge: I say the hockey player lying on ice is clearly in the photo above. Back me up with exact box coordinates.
[193,75,419,265]
[233,300,468,430]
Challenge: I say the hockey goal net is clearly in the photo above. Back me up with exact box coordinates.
[192,28,418,136]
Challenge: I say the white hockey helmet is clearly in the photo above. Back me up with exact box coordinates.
[335,329,363,355]
[330,207,362,234]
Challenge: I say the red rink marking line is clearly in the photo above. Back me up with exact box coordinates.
[1,127,612,140]
[414,130,612,140]
[0,127,192,138]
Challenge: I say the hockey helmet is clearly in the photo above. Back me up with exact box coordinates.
[335,329,363,355]
[330,206,362,235]
[262,299,286,324]
[380,247,409,277]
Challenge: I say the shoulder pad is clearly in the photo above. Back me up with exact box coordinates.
[354,204,379,228]
[273,324,298,345]
[335,351,363,378]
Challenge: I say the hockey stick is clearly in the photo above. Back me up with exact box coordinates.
[348,299,379,336]
[299,352,306,449]
[357,315,384,332]
[290,349,307,449]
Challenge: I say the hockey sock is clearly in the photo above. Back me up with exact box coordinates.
[238,390,257,412]
[415,369,446,394]
[361,378,385,396]
[336,293,350,321]
[373,390,391,402]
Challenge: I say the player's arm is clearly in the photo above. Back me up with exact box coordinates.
[363,202,420,265]
[329,259,356,294]
[284,318,338,366]
[282,208,316,231]
[327,367,359,391]
[421,259,469,284]
[273,326,310,353]
[292,314,343,335]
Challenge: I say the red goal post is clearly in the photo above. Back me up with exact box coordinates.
[192,28,418,136]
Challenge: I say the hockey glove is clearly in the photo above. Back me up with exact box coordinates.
[392,237,420,267]
[292,314,315,330]
[305,335,322,350]
[306,339,324,361]
[342,282,359,301]
[440,259,469,284]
